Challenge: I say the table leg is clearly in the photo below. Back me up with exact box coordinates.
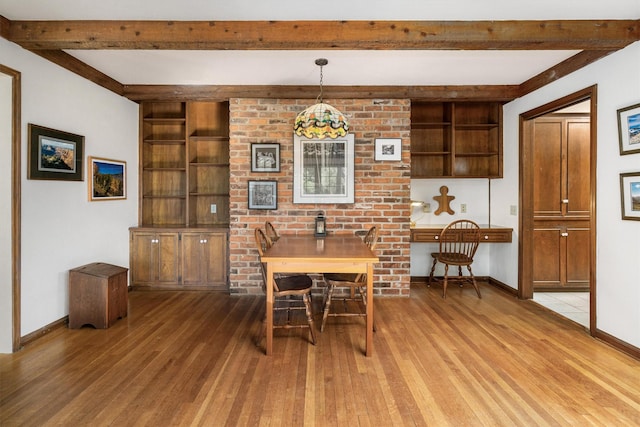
[266,263,274,356]
[366,262,374,357]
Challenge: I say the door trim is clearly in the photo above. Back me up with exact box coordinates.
[1,64,22,352]
[519,85,597,333]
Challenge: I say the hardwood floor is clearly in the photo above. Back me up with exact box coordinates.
[2,284,639,426]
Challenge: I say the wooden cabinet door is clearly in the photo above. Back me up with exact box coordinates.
[181,232,202,286]
[181,231,228,289]
[202,232,228,287]
[565,120,591,217]
[532,223,589,290]
[532,115,590,290]
[130,231,180,287]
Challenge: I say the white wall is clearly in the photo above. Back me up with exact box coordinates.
[502,42,640,347]
[410,178,498,277]
[0,38,139,343]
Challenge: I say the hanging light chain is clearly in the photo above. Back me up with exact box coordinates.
[318,64,324,103]
[315,58,328,103]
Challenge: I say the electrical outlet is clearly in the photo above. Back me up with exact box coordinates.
[210,204,217,214]
[510,205,517,216]
[460,203,467,213]
[422,203,431,213]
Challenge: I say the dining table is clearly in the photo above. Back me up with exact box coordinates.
[260,233,380,356]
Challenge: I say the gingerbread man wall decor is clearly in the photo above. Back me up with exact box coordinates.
[433,185,455,215]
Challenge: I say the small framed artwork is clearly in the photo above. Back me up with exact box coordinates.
[248,180,278,210]
[620,172,640,221]
[88,157,126,201]
[617,102,640,155]
[251,143,281,172]
[28,124,84,181]
[375,138,402,161]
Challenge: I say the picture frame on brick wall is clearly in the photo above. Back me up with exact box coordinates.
[248,180,278,210]
[251,143,280,172]
[375,138,401,161]
[293,134,355,204]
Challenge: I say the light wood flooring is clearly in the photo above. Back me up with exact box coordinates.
[2,283,639,426]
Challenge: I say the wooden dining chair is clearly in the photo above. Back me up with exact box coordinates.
[320,226,379,332]
[428,219,482,299]
[254,228,316,345]
[264,221,279,244]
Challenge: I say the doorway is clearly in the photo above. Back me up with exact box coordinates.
[0,64,21,353]
[519,86,597,332]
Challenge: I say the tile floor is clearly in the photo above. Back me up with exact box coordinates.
[532,292,590,328]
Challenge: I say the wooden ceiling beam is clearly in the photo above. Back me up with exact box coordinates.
[518,50,616,96]
[7,19,639,51]
[122,84,520,102]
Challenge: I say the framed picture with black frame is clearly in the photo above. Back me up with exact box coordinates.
[28,124,84,181]
[248,180,278,210]
[251,143,281,172]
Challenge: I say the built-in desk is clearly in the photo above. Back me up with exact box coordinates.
[411,224,513,243]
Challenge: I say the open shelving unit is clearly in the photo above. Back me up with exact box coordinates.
[132,100,230,291]
[411,101,503,178]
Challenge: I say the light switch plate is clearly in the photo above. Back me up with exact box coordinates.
[210,204,217,214]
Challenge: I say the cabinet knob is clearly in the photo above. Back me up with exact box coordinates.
[562,199,569,204]
[561,232,569,237]
[484,235,489,240]
[434,236,439,240]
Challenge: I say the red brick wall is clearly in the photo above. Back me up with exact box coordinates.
[229,98,411,296]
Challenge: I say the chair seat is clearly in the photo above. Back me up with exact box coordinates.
[431,252,473,266]
[324,273,359,284]
[275,274,313,293]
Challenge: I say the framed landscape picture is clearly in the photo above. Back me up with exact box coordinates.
[28,124,84,181]
[617,102,640,155]
[88,157,126,201]
[620,172,640,221]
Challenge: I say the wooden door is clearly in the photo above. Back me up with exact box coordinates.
[531,115,590,290]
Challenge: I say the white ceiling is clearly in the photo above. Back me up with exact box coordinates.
[1,0,638,86]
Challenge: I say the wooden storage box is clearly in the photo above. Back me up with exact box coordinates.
[68,262,128,329]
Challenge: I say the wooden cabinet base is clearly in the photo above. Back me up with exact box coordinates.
[68,263,128,329]
[129,227,229,291]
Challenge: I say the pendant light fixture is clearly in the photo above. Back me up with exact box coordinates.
[294,58,349,139]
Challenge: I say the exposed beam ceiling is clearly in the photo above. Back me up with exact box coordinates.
[1,18,638,101]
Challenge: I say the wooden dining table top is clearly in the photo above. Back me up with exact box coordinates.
[262,234,379,264]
